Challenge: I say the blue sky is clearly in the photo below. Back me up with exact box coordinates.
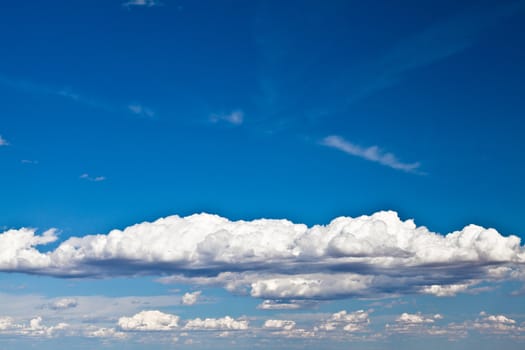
[1,0,524,348]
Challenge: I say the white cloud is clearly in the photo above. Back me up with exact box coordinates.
[321,135,421,173]
[118,310,179,331]
[396,312,437,324]
[79,173,106,182]
[181,291,201,305]
[420,283,472,297]
[387,311,525,339]
[184,316,249,330]
[1,211,524,300]
[0,316,68,337]
[317,310,370,332]
[0,316,18,331]
[0,135,8,146]
[210,110,244,125]
[128,104,155,118]
[257,300,310,310]
[122,0,161,7]
[385,312,458,337]
[471,312,524,335]
[262,319,317,338]
[49,298,78,310]
[0,228,57,271]
[263,319,296,331]
[85,326,127,339]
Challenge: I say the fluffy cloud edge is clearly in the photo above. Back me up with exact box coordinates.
[1,211,524,300]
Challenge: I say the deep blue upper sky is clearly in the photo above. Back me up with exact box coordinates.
[1,0,524,239]
[1,1,525,349]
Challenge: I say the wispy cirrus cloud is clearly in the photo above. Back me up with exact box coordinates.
[79,173,106,182]
[210,110,244,126]
[0,74,156,119]
[321,135,422,174]
[128,104,155,119]
[21,159,39,165]
[122,0,162,8]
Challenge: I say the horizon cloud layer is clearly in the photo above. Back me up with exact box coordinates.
[1,210,524,300]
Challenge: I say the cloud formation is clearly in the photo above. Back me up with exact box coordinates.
[79,173,106,182]
[122,0,161,8]
[263,319,296,331]
[210,110,244,125]
[321,135,421,173]
[181,291,201,306]
[0,135,8,146]
[316,310,370,332]
[184,316,249,331]
[49,298,78,310]
[0,316,68,337]
[118,310,179,331]
[128,104,155,118]
[0,211,524,301]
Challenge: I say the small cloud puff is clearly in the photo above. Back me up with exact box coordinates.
[49,298,78,310]
[80,173,106,182]
[181,291,201,305]
[210,110,244,125]
[184,316,248,330]
[118,310,179,331]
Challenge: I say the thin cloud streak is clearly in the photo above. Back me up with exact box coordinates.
[128,104,155,119]
[321,135,422,174]
[0,74,155,118]
[122,0,162,8]
[0,135,8,146]
[80,173,106,182]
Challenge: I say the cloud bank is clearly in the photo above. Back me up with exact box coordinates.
[0,211,523,300]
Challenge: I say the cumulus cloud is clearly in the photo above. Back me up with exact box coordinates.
[184,316,248,331]
[472,312,524,335]
[263,319,296,331]
[0,228,57,271]
[49,298,78,310]
[181,291,201,305]
[317,310,370,332]
[85,327,127,339]
[118,310,179,331]
[0,135,8,146]
[396,312,437,324]
[388,311,525,339]
[262,319,317,338]
[0,211,524,300]
[386,312,456,337]
[0,316,68,337]
[210,110,244,125]
[420,283,472,297]
[321,135,421,173]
